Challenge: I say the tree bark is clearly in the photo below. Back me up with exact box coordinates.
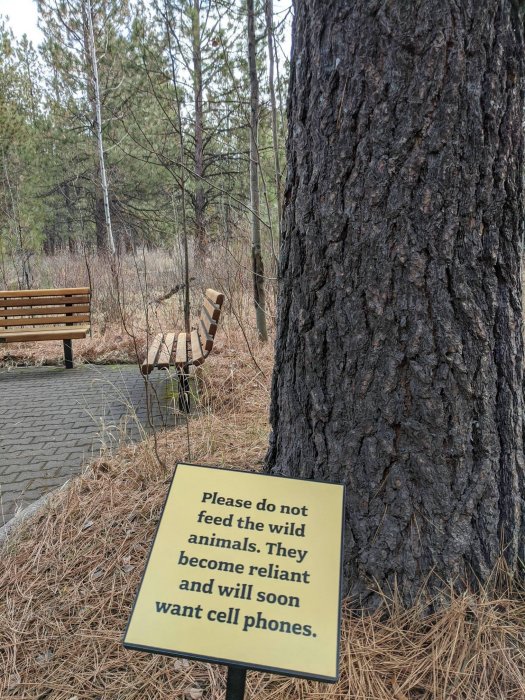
[265,0,282,228]
[85,0,116,256]
[247,0,268,342]
[266,0,525,607]
[192,0,206,256]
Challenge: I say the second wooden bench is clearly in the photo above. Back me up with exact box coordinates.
[141,288,225,409]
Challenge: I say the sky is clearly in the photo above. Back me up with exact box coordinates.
[2,0,291,55]
[1,0,44,45]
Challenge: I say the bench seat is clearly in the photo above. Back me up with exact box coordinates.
[0,326,90,343]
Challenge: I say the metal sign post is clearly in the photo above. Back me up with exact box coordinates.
[226,666,247,700]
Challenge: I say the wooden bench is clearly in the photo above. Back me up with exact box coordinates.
[0,287,91,369]
[141,288,225,410]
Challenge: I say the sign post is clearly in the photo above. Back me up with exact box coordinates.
[124,463,345,693]
[225,665,247,700]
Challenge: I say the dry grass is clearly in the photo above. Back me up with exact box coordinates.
[0,240,277,369]
[2,255,525,698]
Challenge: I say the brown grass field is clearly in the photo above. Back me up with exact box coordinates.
[2,251,525,698]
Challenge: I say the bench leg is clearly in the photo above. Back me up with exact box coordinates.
[63,339,73,369]
[177,367,190,413]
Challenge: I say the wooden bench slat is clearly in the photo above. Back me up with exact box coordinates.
[141,333,163,375]
[206,288,225,306]
[157,332,176,369]
[191,329,205,367]
[0,305,90,318]
[0,287,90,299]
[198,319,214,352]
[0,295,91,308]
[201,301,219,329]
[0,315,90,328]
[0,327,90,343]
[205,318,218,337]
[175,332,188,366]
[202,298,221,322]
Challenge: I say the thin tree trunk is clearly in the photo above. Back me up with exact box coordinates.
[266,0,525,607]
[64,182,75,253]
[265,0,282,229]
[192,0,206,256]
[247,0,268,342]
[164,0,190,333]
[85,0,116,255]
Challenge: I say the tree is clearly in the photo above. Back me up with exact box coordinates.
[264,0,282,228]
[266,1,525,607]
[247,0,268,341]
[0,22,45,286]
[85,0,116,254]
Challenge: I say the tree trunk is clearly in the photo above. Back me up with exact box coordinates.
[85,0,115,256]
[163,0,191,333]
[265,0,282,229]
[64,182,76,253]
[247,0,268,342]
[266,0,525,607]
[192,0,206,256]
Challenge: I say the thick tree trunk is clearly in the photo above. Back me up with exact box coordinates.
[267,0,525,607]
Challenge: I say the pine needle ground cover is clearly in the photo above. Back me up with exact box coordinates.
[2,320,525,699]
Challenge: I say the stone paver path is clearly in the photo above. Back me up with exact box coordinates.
[0,364,176,525]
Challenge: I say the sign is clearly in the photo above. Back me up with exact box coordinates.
[124,463,345,682]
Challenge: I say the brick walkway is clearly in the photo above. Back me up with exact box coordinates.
[0,364,176,525]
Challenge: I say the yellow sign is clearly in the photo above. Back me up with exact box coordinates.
[124,463,344,682]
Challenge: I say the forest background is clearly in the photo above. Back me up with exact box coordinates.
[0,0,289,349]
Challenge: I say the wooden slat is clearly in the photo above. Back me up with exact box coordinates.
[190,329,205,367]
[202,298,221,322]
[0,325,90,334]
[198,319,214,352]
[0,315,90,328]
[175,332,188,367]
[206,288,225,306]
[157,332,176,369]
[0,305,90,318]
[141,334,163,375]
[200,303,218,335]
[0,295,90,308]
[0,287,90,299]
[0,327,89,343]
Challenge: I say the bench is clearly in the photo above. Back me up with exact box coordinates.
[0,287,91,369]
[141,288,225,410]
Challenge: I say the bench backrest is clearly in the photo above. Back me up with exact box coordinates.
[0,287,91,330]
[190,288,225,366]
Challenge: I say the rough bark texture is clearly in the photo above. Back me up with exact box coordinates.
[267,0,525,606]
[247,0,268,342]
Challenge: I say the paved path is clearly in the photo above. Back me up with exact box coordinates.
[0,364,176,525]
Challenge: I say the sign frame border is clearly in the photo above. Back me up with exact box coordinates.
[123,462,346,684]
